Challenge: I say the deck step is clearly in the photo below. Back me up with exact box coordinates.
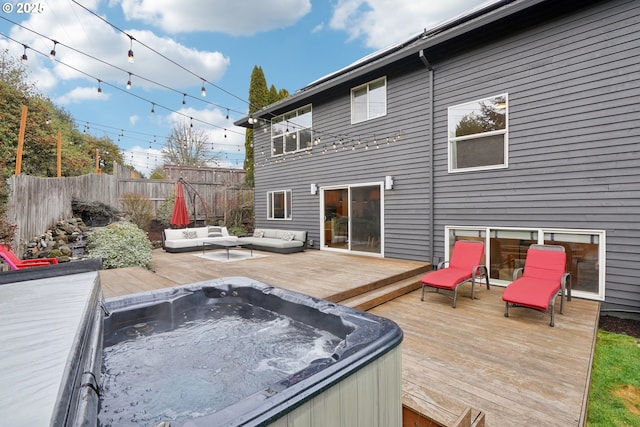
[403,389,486,427]
[339,273,425,311]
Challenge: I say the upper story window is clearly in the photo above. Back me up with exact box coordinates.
[267,189,292,220]
[271,105,312,156]
[448,93,508,172]
[351,77,387,124]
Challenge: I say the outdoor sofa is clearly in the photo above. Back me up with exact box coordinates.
[237,229,307,254]
[162,226,307,254]
[162,226,238,253]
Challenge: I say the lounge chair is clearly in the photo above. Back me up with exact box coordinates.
[0,245,58,270]
[420,240,489,307]
[502,244,571,327]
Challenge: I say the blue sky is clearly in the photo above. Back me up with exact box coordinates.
[0,0,490,176]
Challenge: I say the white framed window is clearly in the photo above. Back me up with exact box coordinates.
[267,190,292,220]
[351,77,387,124]
[448,93,508,172]
[271,105,312,157]
[445,225,606,301]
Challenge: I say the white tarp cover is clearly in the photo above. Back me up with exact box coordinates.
[0,272,99,426]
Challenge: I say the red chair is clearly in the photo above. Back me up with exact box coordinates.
[502,244,571,327]
[420,240,489,307]
[0,245,58,270]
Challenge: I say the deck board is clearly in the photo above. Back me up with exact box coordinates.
[98,248,598,426]
[371,286,598,426]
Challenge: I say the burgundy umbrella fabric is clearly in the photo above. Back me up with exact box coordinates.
[170,181,190,227]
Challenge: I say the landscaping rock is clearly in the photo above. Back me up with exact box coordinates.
[24,218,92,261]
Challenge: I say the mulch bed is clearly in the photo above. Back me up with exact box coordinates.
[599,315,640,339]
[146,219,164,243]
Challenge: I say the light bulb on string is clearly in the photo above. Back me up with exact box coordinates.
[49,40,57,60]
[21,44,28,63]
[201,79,206,97]
[182,93,187,105]
[97,79,102,94]
[127,35,134,63]
[150,103,155,114]
[126,72,132,90]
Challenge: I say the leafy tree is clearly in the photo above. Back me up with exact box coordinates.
[162,120,216,167]
[455,100,506,137]
[244,67,289,187]
[149,165,165,179]
[0,49,124,177]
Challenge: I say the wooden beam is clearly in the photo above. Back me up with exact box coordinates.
[56,131,62,177]
[15,105,28,175]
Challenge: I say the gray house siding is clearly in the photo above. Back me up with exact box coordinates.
[253,62,434,260]
[428,0,640,313]
[243,0,639,314]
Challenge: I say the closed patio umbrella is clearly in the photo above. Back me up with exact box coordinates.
[170,181,190,227]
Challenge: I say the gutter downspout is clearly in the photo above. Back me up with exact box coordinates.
[419,50,436,265]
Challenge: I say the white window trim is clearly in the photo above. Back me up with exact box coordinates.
[444,225,606,301]
[271,105,313,157]
[447,93,509,173]
[351,77,387,124]
[267,189,292,220]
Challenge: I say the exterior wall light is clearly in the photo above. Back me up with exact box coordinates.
[385,176,394,190]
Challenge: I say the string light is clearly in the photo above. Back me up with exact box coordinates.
[200,79,206,97]
[150,103,155,114]
[182,93,187,105]
[2,16,399,168]
[21,44,28,63]
[49,40,57,60]
[0,17,250,122]
[127,34,134,63]
[126,72,132,90]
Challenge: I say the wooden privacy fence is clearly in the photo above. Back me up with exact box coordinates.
[5,163,250,250]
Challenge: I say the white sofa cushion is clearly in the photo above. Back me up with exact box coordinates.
[164,226,236,249]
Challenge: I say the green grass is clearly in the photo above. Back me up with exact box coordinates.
[587,330,640,426]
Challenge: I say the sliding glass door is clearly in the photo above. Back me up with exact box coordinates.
[322,184,382,255]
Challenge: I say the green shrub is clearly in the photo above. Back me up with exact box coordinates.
[87,222,152,269]
[120,193,155,230]
[0,175,16,245]
[156,192,176,227]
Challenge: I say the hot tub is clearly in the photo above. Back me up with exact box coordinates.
[0,271,402,427]
[100,277,403,426]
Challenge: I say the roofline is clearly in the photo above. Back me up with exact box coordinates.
[235,0,547,127]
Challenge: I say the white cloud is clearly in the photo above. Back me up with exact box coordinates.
[124,145,164,177]
[117,0,311,35]
[329,0,493,49]
[56,86,111,105]
[8,0,230,94]
[129,115,140,125]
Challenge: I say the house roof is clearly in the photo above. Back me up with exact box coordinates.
[235,0,553,127]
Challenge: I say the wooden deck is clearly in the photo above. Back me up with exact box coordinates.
[99,248,599,427]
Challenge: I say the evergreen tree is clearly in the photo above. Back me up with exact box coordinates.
[244,68,289,187]
[244,66,268,187]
